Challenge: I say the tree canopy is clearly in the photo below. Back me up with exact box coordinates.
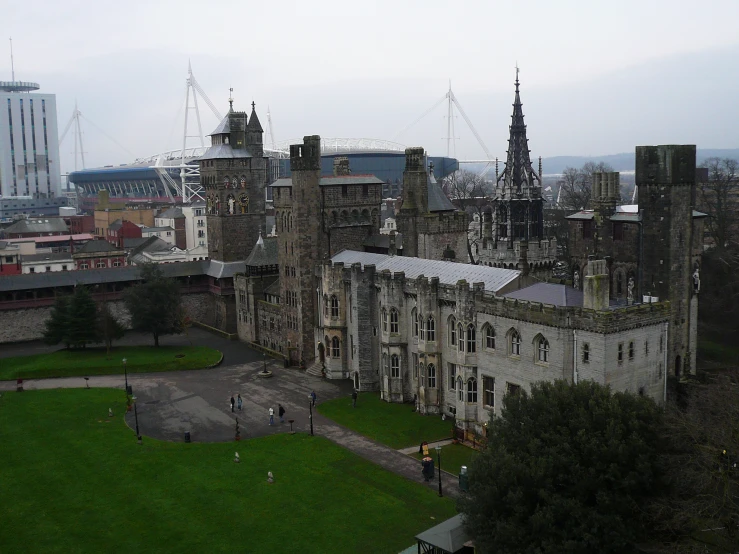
[459,380,664,554]
[43,287,102,349]
[124,264,184,347]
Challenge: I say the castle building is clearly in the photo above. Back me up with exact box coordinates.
[199,100,269,331]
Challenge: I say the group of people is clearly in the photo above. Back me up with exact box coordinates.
[229,390,320,426]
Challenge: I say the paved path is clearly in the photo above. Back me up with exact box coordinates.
[1,345,462,499]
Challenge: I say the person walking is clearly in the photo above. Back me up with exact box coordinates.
[311,390,317,406]
[352,389,358,408]
[278,404,286,424]
[230,396,235,413]
[269,407,274,425]
[237,394,243,412]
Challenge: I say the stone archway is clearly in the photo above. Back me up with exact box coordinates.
[354,372,360,390]
[318,342,325,364]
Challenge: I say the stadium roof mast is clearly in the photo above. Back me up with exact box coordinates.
[59,101,86,171]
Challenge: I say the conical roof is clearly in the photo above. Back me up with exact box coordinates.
[496,71,540,194]
[247,102,263,133]
[244,233,277,267]
[210,113,231,136]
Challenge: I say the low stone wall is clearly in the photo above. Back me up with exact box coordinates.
[0,292,214,344]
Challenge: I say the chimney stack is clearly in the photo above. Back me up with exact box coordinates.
[583,258,609,310]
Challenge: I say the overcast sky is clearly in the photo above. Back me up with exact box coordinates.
[4,0,739,174]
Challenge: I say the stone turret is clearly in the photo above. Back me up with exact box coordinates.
[583,258,609,310]
[333,156,351,176]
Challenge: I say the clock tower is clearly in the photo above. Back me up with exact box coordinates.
[200,100,268,262]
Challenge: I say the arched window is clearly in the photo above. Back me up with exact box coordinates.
[467,378,478,403]
[510,329,521,356]
[390,308,399,334]
[467,324,476,353]
[448,316,457,346]
[419,363,426,387]
[419,315,426,341]
[485,325,495,349]
[427,363,436,388]
[582,343,590,363]
[412,308,418,337]
[330,295,339,318]
[382,309,388,332]
[331,336,340,358]
[323,295,329,318]
[381,353,387,374]
[537,337,550,362]
[457,377,464,401]
[427,316,435,341]
[458,323,464,352]
[391,354,400,378]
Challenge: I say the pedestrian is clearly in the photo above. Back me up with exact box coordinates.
[269,407,274,425]
[278,404,285,424]
[311,390,317,406]
[230,395,235,413]
[237,394,242,411]
[352,389,358,408]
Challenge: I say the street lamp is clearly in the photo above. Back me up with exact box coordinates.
[436,445,443,497]
[308,394,314,436]
[122,358,129,395]
[132,394,142,444]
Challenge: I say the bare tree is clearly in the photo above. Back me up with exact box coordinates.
[443,169,491,263]
[698,157,739,251]
[557,162,615,211]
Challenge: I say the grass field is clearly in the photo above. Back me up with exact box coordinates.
[0,389,456,553]
[317,392,453,449]
[0,345,222,381]
[697,338,739,366]
[410,443,479,476]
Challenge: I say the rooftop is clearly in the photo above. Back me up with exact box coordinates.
[4,218,69,235]
[21,252,74,264]
[414,514,470,554]
[504,282,584,307]
[245,235,278,267]
[74,240,122,254]
[270,174,385,188]
[330,251,520,293]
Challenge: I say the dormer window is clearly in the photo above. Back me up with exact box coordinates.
[224,136,229,144]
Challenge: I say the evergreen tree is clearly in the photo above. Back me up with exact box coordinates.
[124,264,184,347]
[66,286,101,349]
[43,295,71,347]
[459,380,664,554]
[98,303,125,355]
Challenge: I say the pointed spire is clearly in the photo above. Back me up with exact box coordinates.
[256,229,264,247]
[496,67,540,195]
[247,101,263,132]
[228,88,234,112]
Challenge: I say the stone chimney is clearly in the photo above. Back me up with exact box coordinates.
[333,156,351,176]
[583,258,609,310]
[517,242,529,277]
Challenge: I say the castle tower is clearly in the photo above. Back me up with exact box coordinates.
[636,144,697,376]
[492,71,544,246]
[396,147,468,261]
[200,101,268,262]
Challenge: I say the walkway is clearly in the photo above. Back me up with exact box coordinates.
[1,348,462,499]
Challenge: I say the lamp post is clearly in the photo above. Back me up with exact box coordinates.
[436,445,443,497]
[122,358,128,394]
[308,394,314,436]
[132,394,141,444]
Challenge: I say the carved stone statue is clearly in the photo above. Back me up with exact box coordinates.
[215,197,220,215]
[693,267,701,294]
[573,271,580,290]
[227,195,235,215]
[627,276,635,304]
[206,195,211,214]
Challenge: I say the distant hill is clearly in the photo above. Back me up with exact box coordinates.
[540,149,739,174]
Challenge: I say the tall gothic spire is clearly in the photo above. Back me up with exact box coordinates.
[496,68,541,196]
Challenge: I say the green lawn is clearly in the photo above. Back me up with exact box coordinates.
[410,443,479,476]
[697,338,739,366]
[317,392,453,449]
[0,389,456,553]
[0,345,222,381]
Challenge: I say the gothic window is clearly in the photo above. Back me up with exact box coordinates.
[426,316,435,341]
[323,295,329,318]
[361,209,369,222]
[467,378,478,403]
[448,363,456,390]
[419,363,425,387]
[618,343,624,363]
[412,308,418,337]
[582,343,590,363]
[448,316,456,346]
[427,363,436,388]
[458,323,464,352]
[420,315,426,341]
[467,324,476,353]
[537,336,550,363]
[509,329,521,356]
[645,340,649,356]
[628,341,635,361]
[483,376,495,408]
[351,209,359,222]
[331,336,340,358]
[382,309,387,332]
[391,354,400,378]
[331,295,339,318]
[457,377,464,401]
[390,308,399,334]
[485,325,495,349]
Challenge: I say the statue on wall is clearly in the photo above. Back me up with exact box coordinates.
[693,266,701,294]
[627,276,635,304]
[227,195,235,215]
[573,270,580,290]
[215,196,220,215]
[206,195,212,214]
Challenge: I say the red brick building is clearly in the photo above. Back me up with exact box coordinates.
[107,219,143,248]
[72,240,127,270]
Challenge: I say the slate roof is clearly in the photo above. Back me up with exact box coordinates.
[362,233,403,249]
[206,260,246,279]
[4,218,69,235]
[248,106,263,132]
[427,173,457,212]
[331,250,520,293]
[245,235,278,267]
[22,252,74,263]
[210,113,231,135]
[504,282,584,307]
[198,144,252,160]
[0,261,208,292]
[122,237,150,250]
[270,175,385,188]
[568,206,709,221]
[157,207,184,219]
[108,219,124,231]
[74,239,121,254]
[264,277,281,297]
[142,226,175,233]
[415,514,470,554]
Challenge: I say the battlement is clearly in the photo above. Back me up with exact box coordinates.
[290,135,322,171]
[404,147,425,171]
[635,145,696,186]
